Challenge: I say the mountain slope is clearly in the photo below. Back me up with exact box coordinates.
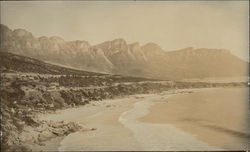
[0,52,160,84]
[0,24,248,80]
[0,51,105,76]
[143,47,248,79]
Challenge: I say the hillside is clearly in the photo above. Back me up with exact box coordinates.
[0,51,160,84]
[0,51,105,76]
[1,51,247,151]
[0,24,248,80]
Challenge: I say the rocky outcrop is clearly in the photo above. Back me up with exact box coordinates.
[3,120,82,152]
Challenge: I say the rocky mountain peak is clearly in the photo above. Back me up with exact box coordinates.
[0,24,12,33]
[168,47,232,56]
[68,40,90,49]
[129,42,140,49]
[141,42,165,56]
[111,38,127,45]
[196,48,231,54]
[111,38,128,51]
[13,29,33,38]
[0,24,13,39]
[142,43,162,49]
[38,36,49,41]
[49,36,65,44]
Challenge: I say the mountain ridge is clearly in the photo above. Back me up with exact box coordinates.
[0,24,248,80]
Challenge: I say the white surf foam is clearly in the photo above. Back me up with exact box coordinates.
[118,94,224,151]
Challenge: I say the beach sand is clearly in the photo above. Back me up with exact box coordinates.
[37,88,249,151]
[38,96,144,151]
[141,87,250,150]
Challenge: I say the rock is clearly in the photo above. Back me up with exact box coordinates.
[49,103,54,108]
[50,121,63,128]
[38,131,55,142]
[35,125,48,133]
[106,105,111,108]
[11,108,15,114]
[66,122,82,133]
[19,130,38,143]
[51,129,63,136]
[16,121,25,126]
[38,142,45,146]
[90,128,97,131]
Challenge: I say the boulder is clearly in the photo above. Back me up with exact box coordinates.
[38,130,56,142]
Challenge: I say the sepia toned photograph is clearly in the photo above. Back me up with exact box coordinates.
[0,1,249,151]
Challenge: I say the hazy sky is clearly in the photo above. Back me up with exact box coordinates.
[1,1,249,61]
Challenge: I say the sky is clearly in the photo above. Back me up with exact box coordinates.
[1,1,249,61]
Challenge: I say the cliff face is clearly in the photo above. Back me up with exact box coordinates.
[0,24,248,80]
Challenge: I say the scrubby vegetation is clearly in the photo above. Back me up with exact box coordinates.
[1,72,247,151]
[0,52,247,151]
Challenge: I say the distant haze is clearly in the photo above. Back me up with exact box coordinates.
[0,1,249,61]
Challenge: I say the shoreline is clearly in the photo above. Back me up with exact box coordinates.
[2,68,247,151]
[140,87,250,150]
[38,95,143,151]
[118,88,223,151]
[31,87,249,151]
[37,88,221,151]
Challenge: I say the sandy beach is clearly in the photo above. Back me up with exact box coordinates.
[141,87,250,150]
[38,96,144,151]
[37,87,249,151]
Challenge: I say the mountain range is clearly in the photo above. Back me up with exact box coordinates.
[0,24,248,80]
